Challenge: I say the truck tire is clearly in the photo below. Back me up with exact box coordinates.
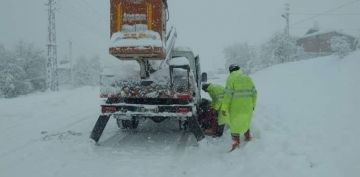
[117,119,139,129]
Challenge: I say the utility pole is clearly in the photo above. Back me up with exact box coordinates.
[46,0,59,91]
[69,40,74,86]
[281,3,290,37]
[281,3,291,63]
[357,29,360,49]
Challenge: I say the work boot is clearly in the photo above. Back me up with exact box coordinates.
[244,129,252,141]
[215,125,225,137]
[229,135,240,152]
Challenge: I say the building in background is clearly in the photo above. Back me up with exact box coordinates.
[297,28,357,57]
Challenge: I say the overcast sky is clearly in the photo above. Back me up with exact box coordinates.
[1,0,359,70]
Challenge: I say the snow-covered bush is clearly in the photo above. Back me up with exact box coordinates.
[331,36,352,58]
[262,32,297,64]
[0,63,28,98]
[0,42,46,98]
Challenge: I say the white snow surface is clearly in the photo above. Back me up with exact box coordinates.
[1,52,360,177]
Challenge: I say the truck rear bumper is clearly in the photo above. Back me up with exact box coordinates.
[100,104,194,119]
[110,112,192,121]
[109,46,165,60]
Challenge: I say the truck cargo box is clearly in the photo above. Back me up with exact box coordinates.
[109,0,167,60]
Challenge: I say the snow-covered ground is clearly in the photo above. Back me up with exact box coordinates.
[1,52,360,177]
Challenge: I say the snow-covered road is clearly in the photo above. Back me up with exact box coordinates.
[1,52,360,177]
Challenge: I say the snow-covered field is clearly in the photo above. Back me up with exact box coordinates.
[1,52,360,177]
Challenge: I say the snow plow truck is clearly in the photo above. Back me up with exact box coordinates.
[90,0,207,143]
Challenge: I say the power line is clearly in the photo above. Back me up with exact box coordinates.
[291,13,360,16]
[54,0,111,64]
[56,9,106,41]
[79,0,104,18]
[56,11,108,58]
[292,27,360,31]
[58,0,106,26]
[292,0,360,26]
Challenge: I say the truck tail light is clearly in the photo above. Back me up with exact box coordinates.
[177,93,192,101]
[102,106,117,113]
[176,107,191,114]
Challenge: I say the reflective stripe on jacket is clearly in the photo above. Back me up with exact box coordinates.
[222,70,257,134]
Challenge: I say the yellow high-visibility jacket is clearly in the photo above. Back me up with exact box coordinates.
[207,84,229,125]
[222,70,257,134]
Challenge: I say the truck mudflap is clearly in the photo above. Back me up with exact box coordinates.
[188,116,205,141]
[90,115,110,143]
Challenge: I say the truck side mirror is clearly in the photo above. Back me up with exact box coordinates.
[201,72,207,83]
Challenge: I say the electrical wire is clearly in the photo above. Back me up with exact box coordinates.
[59,0,106,26]
[78,0,106,20]
[292,0,360,26]
[56,10,106,39]
[291,13,360,16]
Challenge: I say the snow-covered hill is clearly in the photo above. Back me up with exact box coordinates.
[0,52,359,177]
[250,51,360,177]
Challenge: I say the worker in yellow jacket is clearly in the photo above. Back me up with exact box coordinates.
[222,64,257,151]
[202,83,229,137]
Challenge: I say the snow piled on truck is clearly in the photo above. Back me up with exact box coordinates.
[100,64,171,98]
[110,30,164,48]
[1,52,360,177]
[168,56,189,66]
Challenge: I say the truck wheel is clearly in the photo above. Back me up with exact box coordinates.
[129,119,139,129]
[118,119,139,129]
[116,119,125,128]
[178,120,188,130]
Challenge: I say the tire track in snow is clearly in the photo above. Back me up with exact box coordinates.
[0,113,94,159]
[94,119,195,157]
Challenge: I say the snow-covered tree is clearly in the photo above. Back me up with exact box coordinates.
[0,42,46,98]
[72,56,101,87]
[261,32,297,65]
[356,31,360,50]
[223,43,256,74]
[88,55,102,85]
[331,36,352,58]
[0,63,28,98]
[222,32,298,74]
[13,41,47,91]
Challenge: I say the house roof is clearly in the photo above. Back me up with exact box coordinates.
[300,29,356,40]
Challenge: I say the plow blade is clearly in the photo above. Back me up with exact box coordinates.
[188,116,205,141]
[90,115,110,143]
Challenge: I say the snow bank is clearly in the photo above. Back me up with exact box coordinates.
[201,52,360,177]
[249,51,360,176]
